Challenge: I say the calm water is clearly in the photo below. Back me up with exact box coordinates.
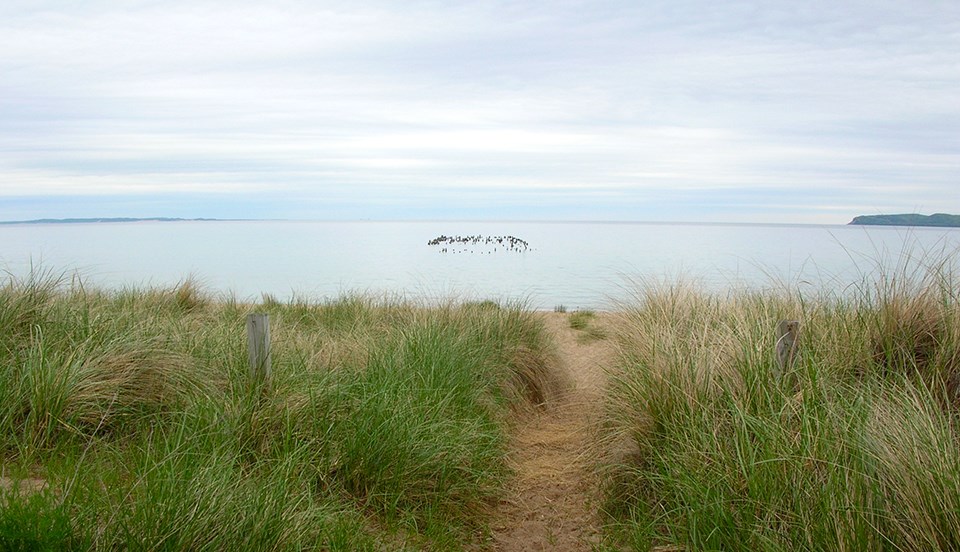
[1,221,958,309]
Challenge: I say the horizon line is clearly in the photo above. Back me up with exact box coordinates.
[0,216,864,228]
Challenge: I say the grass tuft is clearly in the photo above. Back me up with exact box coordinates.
[0,484,84,550]
[568,309,595,330]
[569,309,608,343]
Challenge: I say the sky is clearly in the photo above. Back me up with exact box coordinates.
[1,0,958,224]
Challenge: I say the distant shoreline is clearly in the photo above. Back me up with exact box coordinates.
[850,213,960,228]
[0,217,846,227]
[0,217,247,225]
[4,216,960,227]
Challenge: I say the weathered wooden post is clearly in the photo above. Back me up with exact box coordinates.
[775,319,800,382]
[246,313,271,393]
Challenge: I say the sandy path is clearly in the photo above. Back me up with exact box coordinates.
[490,313,614,551]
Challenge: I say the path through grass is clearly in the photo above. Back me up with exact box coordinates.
[491,312,614,551]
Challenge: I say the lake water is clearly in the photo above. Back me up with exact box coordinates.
[1,221,959,310]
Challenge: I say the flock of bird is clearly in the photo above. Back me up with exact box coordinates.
[427,234,530,254]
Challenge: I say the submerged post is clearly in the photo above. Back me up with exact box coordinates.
[247,313,271,392]
[775,319,800,379]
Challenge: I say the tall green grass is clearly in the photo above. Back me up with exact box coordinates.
[0,271,561,550]
[601,254,960,551]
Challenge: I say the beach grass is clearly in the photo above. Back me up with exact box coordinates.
[599,254,960,550]
[8,250,960,550]
[0,270,562,550]
[569,309,608,343]
[568,309,594,330]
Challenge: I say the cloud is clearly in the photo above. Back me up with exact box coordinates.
[1,0,958,222]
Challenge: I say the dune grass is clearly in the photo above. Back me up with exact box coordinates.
[0,271,561,550]
[600,255,960,550]
[568,309,608,343]
[568,309,594,330]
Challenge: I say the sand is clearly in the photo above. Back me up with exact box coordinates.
[490,312,614,551]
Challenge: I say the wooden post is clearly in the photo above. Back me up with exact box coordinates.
[775,320,800,379]
[247,313,271,392]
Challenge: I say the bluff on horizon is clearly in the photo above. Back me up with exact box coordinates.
[850,213,960,228]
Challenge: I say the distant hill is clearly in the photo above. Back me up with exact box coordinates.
[849,213,960,228]
[0,217,234,225]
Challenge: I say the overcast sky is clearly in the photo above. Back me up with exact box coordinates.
[1,1,958,223]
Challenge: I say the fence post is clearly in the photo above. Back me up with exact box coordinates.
[775,320,800,381]
[247,313,271,392]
